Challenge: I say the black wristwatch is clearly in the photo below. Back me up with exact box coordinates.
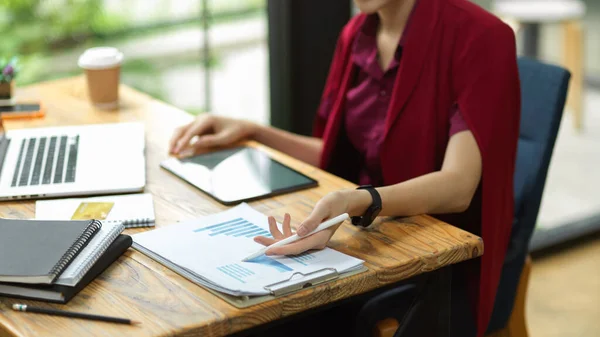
[351,185,382,227]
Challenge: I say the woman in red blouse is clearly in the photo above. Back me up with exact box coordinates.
[170,0,520,336]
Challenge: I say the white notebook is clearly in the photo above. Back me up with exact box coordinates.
[35,193,155,228]
[55,221,124,287]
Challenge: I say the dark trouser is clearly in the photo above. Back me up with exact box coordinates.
[245,265,476,337]
[450,265,477,337]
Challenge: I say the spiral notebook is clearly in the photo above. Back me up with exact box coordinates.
[35,193,155,228]
[0,234,132,304]
[54,221,124,287]
[0,218,102,284]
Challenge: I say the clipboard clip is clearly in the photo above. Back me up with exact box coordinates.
[263,268,339,297]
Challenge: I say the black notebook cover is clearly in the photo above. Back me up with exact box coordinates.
[0,218,101,284]
[0,234,132,304]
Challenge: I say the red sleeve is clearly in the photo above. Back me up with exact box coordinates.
[448,104,469,137]
[452,21,521,337]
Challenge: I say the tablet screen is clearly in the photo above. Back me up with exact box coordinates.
[161,147,318,205]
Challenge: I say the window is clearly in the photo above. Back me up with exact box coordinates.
[0,0,270,124]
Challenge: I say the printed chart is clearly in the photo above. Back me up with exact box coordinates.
[216,263,255,284]
[219,256,294,283]
[133,203,364,296]
[193,217,273,238]
[289,252,317,266]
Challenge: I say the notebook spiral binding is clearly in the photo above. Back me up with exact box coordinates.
[67,222,124,282]
[104,218,153,228]
[48,219,102,281]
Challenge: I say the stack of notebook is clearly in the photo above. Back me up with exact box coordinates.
[0,218,132,303]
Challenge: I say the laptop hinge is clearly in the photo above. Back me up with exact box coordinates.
[0,136,11,180]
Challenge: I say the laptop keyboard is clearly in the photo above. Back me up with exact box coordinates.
[11,135,79,187]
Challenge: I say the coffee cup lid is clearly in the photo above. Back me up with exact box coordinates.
[78,47,124,70]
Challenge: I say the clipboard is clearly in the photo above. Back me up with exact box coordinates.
[205,265,369,308]
[133,242,368,309]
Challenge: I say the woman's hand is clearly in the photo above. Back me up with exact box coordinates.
[254,190,371,256]
[169,115,257,155]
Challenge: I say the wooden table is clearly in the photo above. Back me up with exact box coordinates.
[0,77,483,337]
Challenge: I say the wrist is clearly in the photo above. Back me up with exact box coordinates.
[244,121,260,140]
[344,189,372,217]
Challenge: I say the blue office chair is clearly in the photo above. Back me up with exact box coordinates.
[355,57,571,337]
[486,58,570,336]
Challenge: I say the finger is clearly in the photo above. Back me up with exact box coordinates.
[268,216,284,240]
[169,125,189,154]
[177,146,204,158]
[254,236,277,246]
[266,231,330,256]
[192,131,234,149]
[282,213,292,237]
[175,117,214,153]
[297,204,330,237]
[179,140,213,158]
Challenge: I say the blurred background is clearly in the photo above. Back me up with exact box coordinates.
[1,0,598,335]
[0,0,268,118]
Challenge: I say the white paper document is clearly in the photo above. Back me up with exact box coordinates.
[132,203,364,296]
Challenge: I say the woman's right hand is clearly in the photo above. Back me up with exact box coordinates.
[169,115,256,155]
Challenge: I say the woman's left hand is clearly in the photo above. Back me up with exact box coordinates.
[254,190,366,256]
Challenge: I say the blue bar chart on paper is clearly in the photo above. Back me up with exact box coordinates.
[290,252,317,266]
[246,256,293,272]
[193,217,273,238]
[132,203,366,296]
[218,256,294,284]
[217,263,255,284]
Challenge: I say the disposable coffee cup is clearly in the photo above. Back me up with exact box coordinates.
[78,47,124,110]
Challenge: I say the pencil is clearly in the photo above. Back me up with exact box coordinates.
[12,304,141,325]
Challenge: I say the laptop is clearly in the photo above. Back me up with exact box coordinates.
[0,122,145,200]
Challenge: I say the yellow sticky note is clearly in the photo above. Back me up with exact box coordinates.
[71,202,114,220]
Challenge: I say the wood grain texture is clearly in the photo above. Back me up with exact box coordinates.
[0,77,483,337]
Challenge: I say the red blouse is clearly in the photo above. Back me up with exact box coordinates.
[319,11,468,186]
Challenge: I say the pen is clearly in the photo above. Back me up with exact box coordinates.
[242,213,350,262]
[12,304,141,325]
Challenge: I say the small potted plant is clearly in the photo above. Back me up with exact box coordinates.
[0,57,19,103]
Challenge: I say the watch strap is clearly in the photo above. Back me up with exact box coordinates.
[360,185,381,208]
[351,185,382,227]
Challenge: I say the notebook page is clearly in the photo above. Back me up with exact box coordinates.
[54,222,124,287]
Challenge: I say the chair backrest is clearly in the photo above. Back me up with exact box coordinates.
[487,57,570,333]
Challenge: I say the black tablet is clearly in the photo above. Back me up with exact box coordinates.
[160,147,318,205]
